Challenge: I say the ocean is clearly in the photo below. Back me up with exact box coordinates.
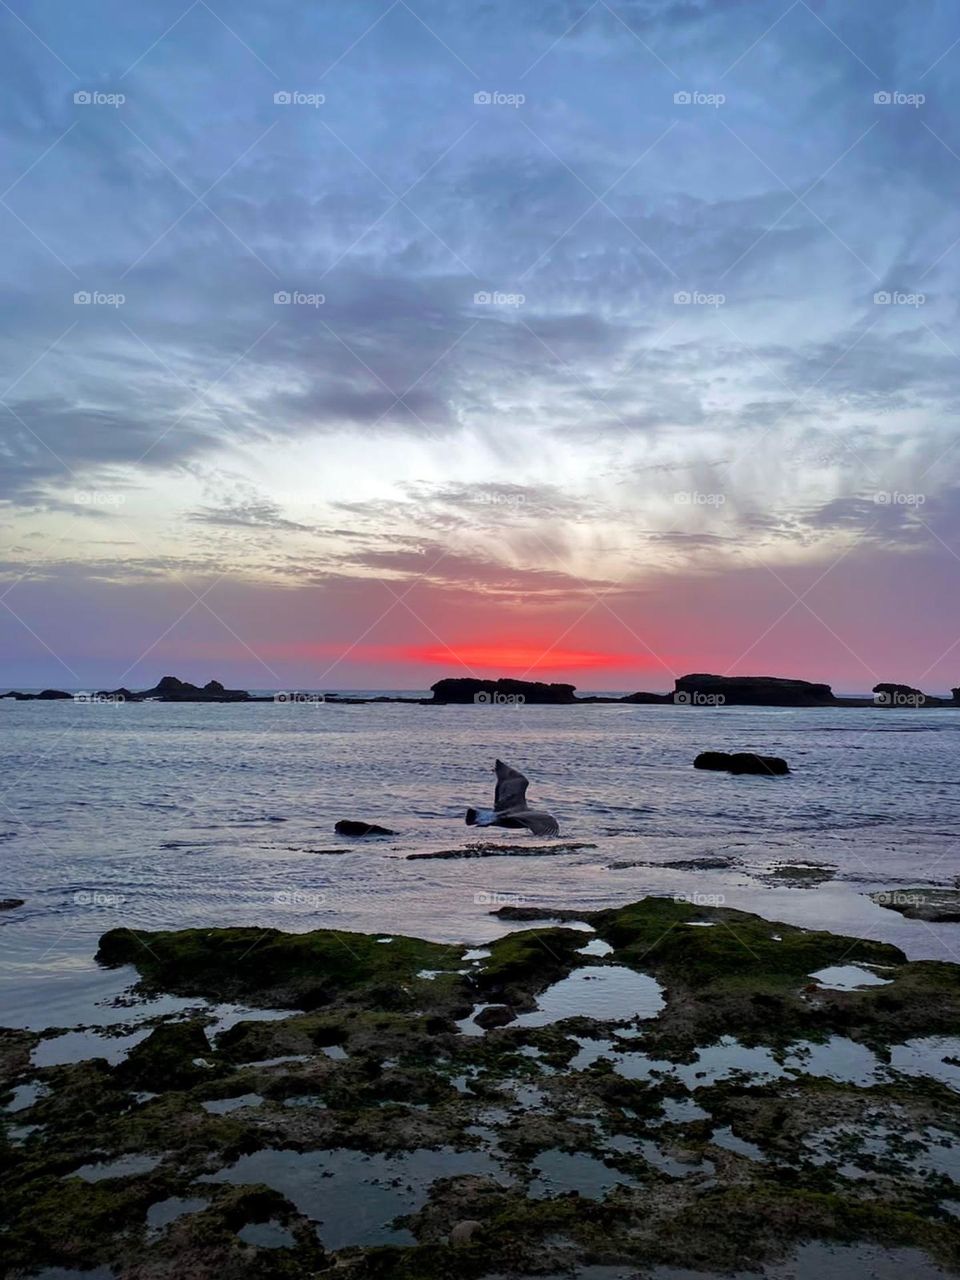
[2,696,959,1030]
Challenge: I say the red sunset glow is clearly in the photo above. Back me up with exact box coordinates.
[397,645,643,672]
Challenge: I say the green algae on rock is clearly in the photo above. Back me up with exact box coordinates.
[5,897,960,1278]
[96,925,466,1009]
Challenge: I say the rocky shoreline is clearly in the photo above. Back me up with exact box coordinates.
[4,672,960,708]
[3,897,960,1278]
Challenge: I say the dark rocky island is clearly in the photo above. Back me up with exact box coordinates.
[675,673,835,706]
[3,671,959,708]
[429,677,577,704]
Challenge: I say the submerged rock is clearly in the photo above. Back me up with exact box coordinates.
[408,841,595,860]
[334,819,396,837]
[694,751,789,775]
[871,888,960,922]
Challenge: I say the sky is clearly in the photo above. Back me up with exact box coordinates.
[2,0,960,692]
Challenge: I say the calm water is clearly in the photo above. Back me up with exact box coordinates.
[2,697,960,1028]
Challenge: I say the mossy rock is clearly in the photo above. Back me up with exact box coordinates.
[592,897,905,994]
[475,927,588,993]
[3,1173,151,1271]
[97,926,464,1007]
[117,1020,221,1090]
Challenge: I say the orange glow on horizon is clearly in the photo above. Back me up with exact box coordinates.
[254,640,661,675]
[397,644,642,672]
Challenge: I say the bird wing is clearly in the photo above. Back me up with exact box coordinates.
[509,809,560,837]
[494,759,529,812]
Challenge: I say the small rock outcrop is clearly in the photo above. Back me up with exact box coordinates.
[694,751,790,776]
[334,820,396,837]
[473,1004,516,1029]
[872,683,927,707]
[0,689,72,700]
[140,675,252,702]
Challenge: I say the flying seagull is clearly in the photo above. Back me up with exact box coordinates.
[465,759,560,837]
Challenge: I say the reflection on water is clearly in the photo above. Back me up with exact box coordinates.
[198,1146,506,1250]
[513,965,665,1028]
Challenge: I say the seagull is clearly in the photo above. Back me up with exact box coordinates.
[465,759,560,837]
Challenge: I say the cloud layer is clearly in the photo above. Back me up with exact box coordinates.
[2,0,960,689]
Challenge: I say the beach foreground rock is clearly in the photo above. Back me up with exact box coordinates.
[5,898,960,1278]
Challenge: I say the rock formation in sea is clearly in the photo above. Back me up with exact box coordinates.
[429,677,578,704]
[334,820,396,837]
[673,674,835,706]
[694,751,790,775]
[136,676,253,702]
[872,682,928,707]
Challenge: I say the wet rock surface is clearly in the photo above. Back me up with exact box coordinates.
[3,897,960,1278]
[334,820,396,837]
[872,889,960,923]
[694,751,790,775]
